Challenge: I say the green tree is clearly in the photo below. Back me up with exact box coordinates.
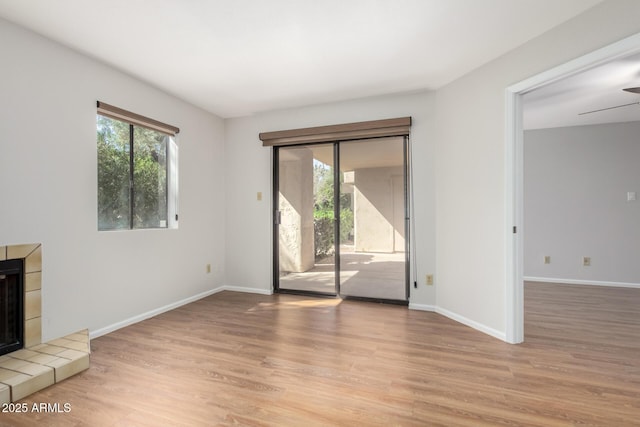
[313,163,353,259]
[97,115,168,230]
[97,115,131,230]
[133,126,168,228]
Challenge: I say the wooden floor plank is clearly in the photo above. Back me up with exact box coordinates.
[1,284,639,426]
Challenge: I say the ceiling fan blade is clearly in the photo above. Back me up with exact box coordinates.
[578,101,640,116]
[623,87,640,94]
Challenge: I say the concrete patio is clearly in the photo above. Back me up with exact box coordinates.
[279,249,406,300]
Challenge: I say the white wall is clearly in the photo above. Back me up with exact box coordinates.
[0,18,226,341]
[434,0,640,339]
[224,92,437,306]
[524,122,640,285]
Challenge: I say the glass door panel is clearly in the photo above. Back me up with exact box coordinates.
[276,144,337,295]
[338,138,408,301]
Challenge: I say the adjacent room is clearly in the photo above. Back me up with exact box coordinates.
[1,0,639,425]
[522,50,640,357]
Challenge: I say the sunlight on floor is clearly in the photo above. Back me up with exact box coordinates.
[248,298,343,312]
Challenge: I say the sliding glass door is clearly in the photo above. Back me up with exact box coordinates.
[338,137,408,300]
[274,137,408,302]
[275,144,337,295]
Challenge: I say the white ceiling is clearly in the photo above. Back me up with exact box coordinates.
[524,51,640,129]
[0,0,603,118]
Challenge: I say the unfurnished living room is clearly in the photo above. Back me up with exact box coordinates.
[1,1,640,426]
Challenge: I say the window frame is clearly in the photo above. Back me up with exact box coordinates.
[96,101,179,231]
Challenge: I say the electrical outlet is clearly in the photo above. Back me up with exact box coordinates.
[257,192,262,201]
[426,274,433,285]
[206,263,211,273]
[582,257,591,267]
[544,255,551,264]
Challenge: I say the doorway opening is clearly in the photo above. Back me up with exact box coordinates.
[505,32,640,344]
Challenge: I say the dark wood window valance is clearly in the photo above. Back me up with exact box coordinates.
[259,117,411,146]
[97,101,180,136]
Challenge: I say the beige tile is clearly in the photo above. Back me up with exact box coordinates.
[0,363,55,402]
[27,343,47,352]
[44,357,69,369]
[60,340,90,353]
[65,330,89,343]
[0,358,29,371]
[10,369,54,401]
[25,290,42,320]
[24,246,42,273]
[6,349,39,361]
[48,354,89,382]
[57,349,88,361]
[25,271,41,292]
[64,330,91,353]
[0,327,91,402]
[52,340,91,353]
[0,383,9,405]
[0,367,28,383]
[12,362,51,377]
[49,338,74,347]
[6,244,39,260]
[27,353,61,365]
[24,317,42,348]
[30,344,65,356]
[0,246,6,261]
[50,338,89,353]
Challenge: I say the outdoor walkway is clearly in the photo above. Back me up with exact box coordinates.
[279,250,406,300]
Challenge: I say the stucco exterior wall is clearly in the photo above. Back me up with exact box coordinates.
[278,148,314,273]
[354,166,404,253]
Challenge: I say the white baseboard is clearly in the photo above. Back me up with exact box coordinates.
[89,286,274,340]
[89,286,509,345]
[435,306,506,342]
[90,287,225,339]
[409,303,508,342]
[524,276,640,289]
[408,303,436,312]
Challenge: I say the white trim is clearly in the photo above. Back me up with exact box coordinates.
[90,287,225,339]
[508,33,640,95]
[168,137,179,229]
[524,277,640,289]
[505,31,640,345]
[504,89,524,344]
[90,286,274,339]
[436,307,506,342]
[408,303,436,312]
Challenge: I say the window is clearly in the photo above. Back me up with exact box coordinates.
[96,102,179,231]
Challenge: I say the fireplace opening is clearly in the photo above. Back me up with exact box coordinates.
[0,259,24,356]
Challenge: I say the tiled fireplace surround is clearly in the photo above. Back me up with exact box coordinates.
[0,244,90,403]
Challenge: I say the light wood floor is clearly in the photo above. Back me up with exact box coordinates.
[2,283,640,426]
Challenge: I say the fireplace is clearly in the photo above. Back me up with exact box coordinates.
[0,243,91,405]
[0,259,24,356]
[0,244,42,352]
